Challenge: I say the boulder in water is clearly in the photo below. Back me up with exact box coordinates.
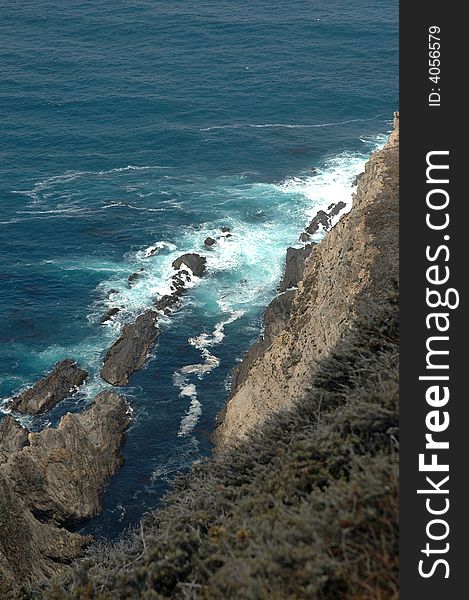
[101,306,121,324]
[172,253,207,277]
[204,237,216,247]
[100,311,159,386]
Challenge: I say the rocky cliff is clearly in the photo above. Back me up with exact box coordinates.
[25,116,399,600]
[0,392,131,596]
[214,113,399,449]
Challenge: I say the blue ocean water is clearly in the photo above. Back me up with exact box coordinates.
[0,1,398,537]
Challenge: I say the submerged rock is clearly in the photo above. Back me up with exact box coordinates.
[172,253,207,277]
[8,359,88,415]
[278,244,316,292]
[100,310,159,386]
[101,306,121,324]
[220,226,231,233]
[0,391,130,588]
[128,269,145,284]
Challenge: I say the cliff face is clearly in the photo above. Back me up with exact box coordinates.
[0,392,131,596]
[33,116,399,600]
[214,114,399,449]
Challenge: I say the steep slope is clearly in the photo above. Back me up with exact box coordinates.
[213,113,399,448]
[39,292,399,600]
[32,117,400,600]
[0,392,130,596]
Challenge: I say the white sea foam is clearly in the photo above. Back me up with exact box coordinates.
[3,136,387,438]
[94,138,385,339]
[173,308,242,437]
[138,241,177,259]
[199,114,386,132]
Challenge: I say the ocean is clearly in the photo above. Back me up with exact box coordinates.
[0,0,398,537]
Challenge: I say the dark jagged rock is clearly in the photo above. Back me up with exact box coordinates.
[154,294,181,315]
[329,200,347,217]
[8,360,88,415]
[172,253,207,277]
[299,232,311,242]
[278,244,315,292]
[128,269,145,284]
[231,290,296,391]
[0,416,29,464]
[170,271,189,295]
[305,202,347,236]
[305,210,330,235]
[0,391,130,589]
[154,269,193,316]
[146,245,159,257]
[100,311,159,386]
[220,226,231,233]
[204,236,216,247]
[353,172,365,186]
[101,306,121,324]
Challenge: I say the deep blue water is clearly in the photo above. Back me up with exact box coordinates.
[0,0,398,537]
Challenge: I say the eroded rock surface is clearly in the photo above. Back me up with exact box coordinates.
[8,359,88,415]
[278,245,315,292]
[172,253,207,277]
[214,114,399,449]
[101,310,159,386]
[231,290,296,391]
[0,416,29,464]
[0,391,130,591]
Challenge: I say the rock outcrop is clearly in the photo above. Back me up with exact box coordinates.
[101,310,159,386]
[0,391,130,590]
[204,237,216,247]
[101,306,121,324]
[154,253,208,316]
[278,244,315,292]
[213,113,399,449]
[231,289,296,391]
[172,253,207,277]
[8,359,88,415]
[304,200,347,236]
[0,416,29,463]
[154,294,181,315]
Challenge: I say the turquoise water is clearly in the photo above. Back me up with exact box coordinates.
[0,0,398,537]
